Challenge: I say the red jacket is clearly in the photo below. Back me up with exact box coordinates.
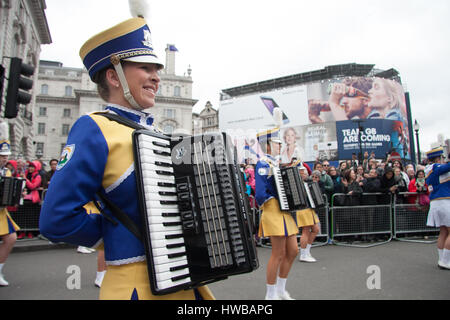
[407,178,429,205]
[24,161,42,204]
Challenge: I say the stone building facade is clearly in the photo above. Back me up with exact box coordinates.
[192,101,219,135]
[0,0,51,159]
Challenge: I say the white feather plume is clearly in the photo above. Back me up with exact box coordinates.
[273,107,283,128]
[129,0,151,19]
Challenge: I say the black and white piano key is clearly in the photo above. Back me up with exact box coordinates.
[138,135,170,149]
[148,222,183,233]
[141,163,174,174]
[151,237,185,250]
[141,169,175,182]
[145,207,180,217]
[145,200,179,210]
[156,275,192,290]
[155,267,190,283]
[153,259,189,274]
[152,245,186,258]
[152,250,187,265]
[146,192,178,202]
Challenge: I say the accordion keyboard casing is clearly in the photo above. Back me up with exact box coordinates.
[133,130,259,295]
[273,166,325,211]
[0,177,25,207]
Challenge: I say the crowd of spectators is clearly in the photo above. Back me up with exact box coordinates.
[240,151,435,210]
[5,158,58,239]
[316,153,431,207]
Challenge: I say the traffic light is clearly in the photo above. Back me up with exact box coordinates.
[4,58,35,119]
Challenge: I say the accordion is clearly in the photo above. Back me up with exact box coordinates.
[0,177,25,207]
[133,130,259,295]
[273,166,325,211]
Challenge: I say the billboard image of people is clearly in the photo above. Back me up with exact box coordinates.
[280,124,338,164]
[307,76,411,160]
[219,75,412,163]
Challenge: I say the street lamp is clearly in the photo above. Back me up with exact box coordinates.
[413,119,421,164]
[352,119,365,165]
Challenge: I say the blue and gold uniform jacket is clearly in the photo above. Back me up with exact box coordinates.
[255,155,279,207]
[40,104,156,265]
[425,162,450,202]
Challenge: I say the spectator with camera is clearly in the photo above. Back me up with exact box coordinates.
[341,169,363,206]
[407,169,430,207]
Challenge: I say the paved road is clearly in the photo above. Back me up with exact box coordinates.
[0,241,448,300]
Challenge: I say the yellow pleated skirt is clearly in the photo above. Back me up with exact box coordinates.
[258,198,299,237]
[99,261,215,300]
[0,208,20,236]
[296,208,320,227]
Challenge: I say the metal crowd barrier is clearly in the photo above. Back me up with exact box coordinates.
[393,192,438,243]
[330,193,393,248]
[9,203,41,232]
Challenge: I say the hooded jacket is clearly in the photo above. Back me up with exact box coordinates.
[24,161,42,204]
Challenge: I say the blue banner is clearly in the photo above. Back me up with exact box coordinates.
[336,119,411,160]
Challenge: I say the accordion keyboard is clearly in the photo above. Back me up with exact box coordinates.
[133,130,258,295]
[137,133,191,290]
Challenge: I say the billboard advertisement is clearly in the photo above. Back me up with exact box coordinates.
[336,119,409,160]
[220,76,411,163]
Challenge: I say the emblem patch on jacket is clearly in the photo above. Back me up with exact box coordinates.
[57,144,75,170]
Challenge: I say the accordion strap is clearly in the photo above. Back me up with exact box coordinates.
[93,112,147,242]
[96,111,148,130]
[96,191,143,243]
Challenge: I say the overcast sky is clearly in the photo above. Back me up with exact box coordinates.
[39,0,450,152]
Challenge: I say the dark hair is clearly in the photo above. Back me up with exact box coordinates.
[49,159,58,165]
[92,66,115,102]
[415,169,425,179]
[343,77,374,95]
[314,162,322,169]
[344,169,355,183]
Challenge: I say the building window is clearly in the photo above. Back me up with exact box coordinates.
[41,84,48,95]
[65,86,73,96]
[62,124,70,136]
[174,86,181,97]
[63,109,71,117]
[165,109,175,119]
[36,142,44,155]
[39,107,47,116]
[163,124,174,134]
[38,123,45,135]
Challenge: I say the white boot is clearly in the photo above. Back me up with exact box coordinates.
[0,264,8,287]
[305,244,317,262]
[265,284,280,300]
[0,273,8,287]
[95,271,106,287]
[438,249,450,270]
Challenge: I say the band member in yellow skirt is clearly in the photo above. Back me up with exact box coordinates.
[40,1,214,300]
[297,167,320,263]
[255,128,298,300]
[0,137,20,286]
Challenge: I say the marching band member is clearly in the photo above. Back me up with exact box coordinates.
[296,167,320,263]
[425,147,450,270]
[0,128,20,286]
[40,1,214,300]
[255,127,298,300]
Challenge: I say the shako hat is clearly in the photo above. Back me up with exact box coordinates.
[426,147,444,160]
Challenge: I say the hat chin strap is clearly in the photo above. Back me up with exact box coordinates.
[112,60,142,110]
